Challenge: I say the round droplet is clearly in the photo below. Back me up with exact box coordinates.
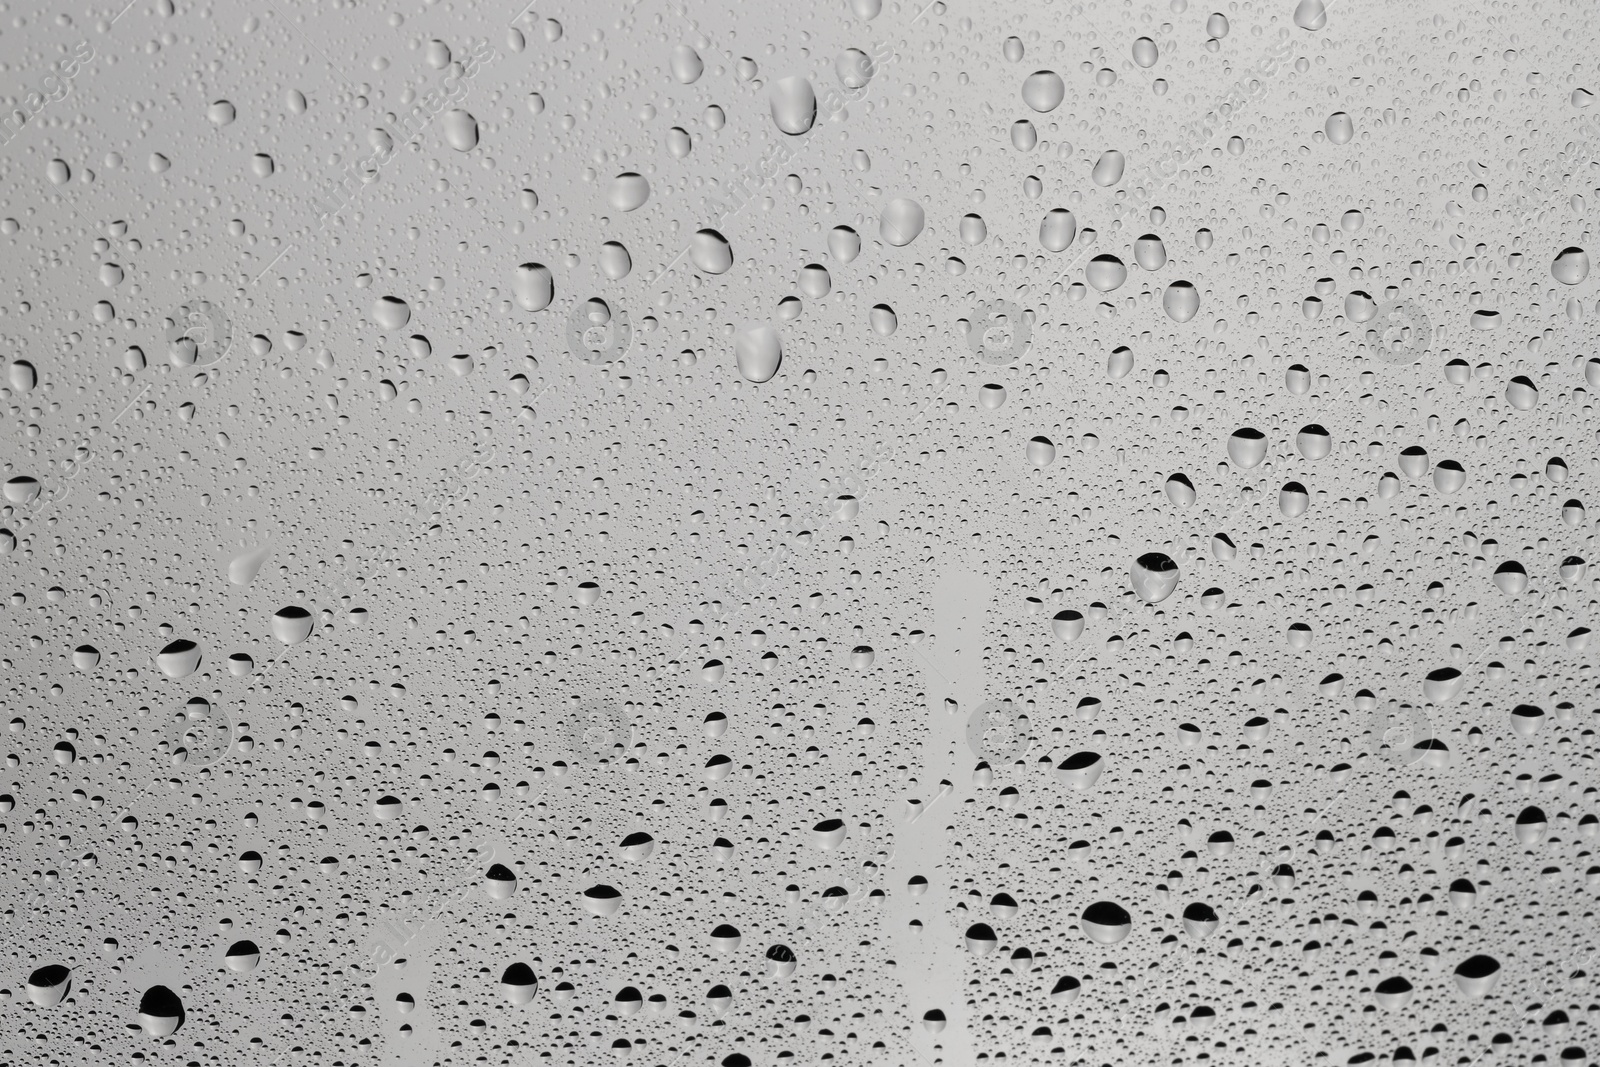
[270,606,314,645]
[1021,70,1065,112]
[156,639,202,678]
[1493,561,1529,595]
[1027,436,1056,467]
[371,296,411,331]
[1294,425,1330,460]
[733,323,782,383]
[26,965,71,1007]
[1294,0,1328,30]
[1163,281,1199,322]
[1374,977,1414,1010]
[599,242,632,281]
[502,963,538,1005]
[869,304,897,335]
[581,884,622,916]
[224,940,261,973]
[1505,375,1538,410]
[1324,111,1353,144]
[441,109,479,151]
[1132,37,1158,67]
[1432,460,1466,494]
[964,922,999,955]
[836,48,875,89]
[1091,149,1126,186]
[1130,552,1179,603]
[1553,246,1589,284]
[798,263,831,298]
[1056,750,1105,790]
[137,985,183,1038]
[1134,233,1166,270]
[513,263,554,312]
[811,818,847,850]
[1051,609,1084,641]
[1080,901,1132,945]
[208,100,236,126]
[828,225,861,263]
[1227,428,1268,469]
[608,172,650,212]
[1279,481,1310,518]
[770,76,817,136]
[1453,955,1501,999]
[1085,255,1127,291]
[880,198,925,247]
[1182,901,1219,938]
[485,863,518,900]
[1039,208,1076,252]
[1422,667,1465,703]
[690,229,734,274]
[670,45,704,84]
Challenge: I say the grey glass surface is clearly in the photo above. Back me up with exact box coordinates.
[1,0,1598,1064]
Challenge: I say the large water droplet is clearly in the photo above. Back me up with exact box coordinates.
[880,198,925,246]
[770,76,818,135]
